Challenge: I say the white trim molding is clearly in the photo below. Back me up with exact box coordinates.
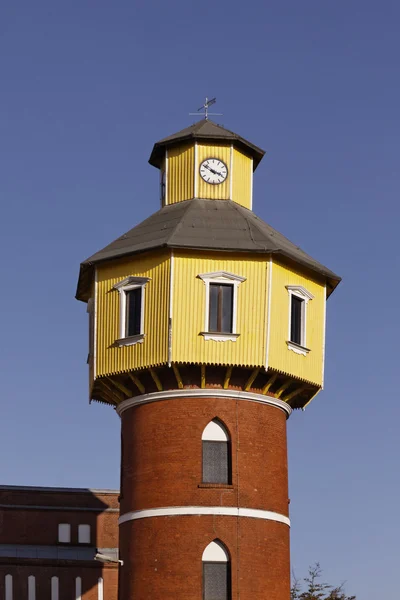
[168,251,174,366]
[165,148,169,205]
[117,388,292,417]
[113,276,150,346]
[321,284,327,388]
[265,258,272,368]
[198,271,246,341]
[119,505,290,527]
[194,143,198,197]
[229,144,233,200]
[286,285,314,355]
[250,157,253,209]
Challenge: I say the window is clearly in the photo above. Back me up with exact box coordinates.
[28,576,36,600]
[198,271,246,342]
[5,574,12,600]
[113,276,150,346]
[286,285,314,356]
[290,295,303,345]
[209,284,233,333]
[98,577,104,600]
[58,523,71,543]
[202,540,231,600]
[51,577,59,600]
[202,420,231,484]
[78,524,91,544]
[87,298,94,365]
[75,577,82,600]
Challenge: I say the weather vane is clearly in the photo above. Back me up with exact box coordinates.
[189,97,222,121]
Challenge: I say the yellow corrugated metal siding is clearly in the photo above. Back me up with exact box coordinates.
[96,252,170,376]
[171,251,267,367]
[232,148,252,209]
[267,260,325,386]
[197,144,230,200]
[166,144,194,204]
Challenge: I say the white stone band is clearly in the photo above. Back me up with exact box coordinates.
[118,506,290,527]
[117,389,291,417]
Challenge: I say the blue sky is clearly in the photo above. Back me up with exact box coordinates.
[0,1,398,598]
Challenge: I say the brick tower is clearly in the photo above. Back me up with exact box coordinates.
[76,119,340,600]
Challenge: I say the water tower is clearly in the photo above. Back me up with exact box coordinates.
[76,117,340,600]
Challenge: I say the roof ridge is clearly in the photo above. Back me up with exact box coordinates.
[165,198,196,244]
[227,201,270,251]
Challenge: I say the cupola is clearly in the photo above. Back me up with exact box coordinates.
[76,120,340,410]
[149,119,265,209]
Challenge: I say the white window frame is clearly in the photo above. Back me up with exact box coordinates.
[113,276,150,346]
[286,285,314,356]
[78,524,91,544]
[198,271,246,342]
[58,523,71,543]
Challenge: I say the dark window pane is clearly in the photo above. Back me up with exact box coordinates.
[209,284,219,332]
[203,441,229,484]
[290,296,303,345]
[126,288,142,337]
[209,284,233,333]
[204,563,229,600]
[221,285,233,333]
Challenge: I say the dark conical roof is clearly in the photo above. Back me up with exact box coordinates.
[149,119,265,169]
[76,199,340,301]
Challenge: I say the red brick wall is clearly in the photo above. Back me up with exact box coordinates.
[0,563,118,600]
[0,487,119,600]
[0,488,119,548]
[119,395,290,600]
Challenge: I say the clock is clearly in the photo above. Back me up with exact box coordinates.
[199,158,228,185]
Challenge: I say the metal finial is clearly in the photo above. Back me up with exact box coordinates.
[189,97,223,120]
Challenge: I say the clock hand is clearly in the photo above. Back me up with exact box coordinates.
[206,165,218,175]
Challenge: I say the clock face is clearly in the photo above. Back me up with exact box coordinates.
[199,158,228,185]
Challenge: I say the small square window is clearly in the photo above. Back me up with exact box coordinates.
[58,524,71,543]
[78,524,91,544]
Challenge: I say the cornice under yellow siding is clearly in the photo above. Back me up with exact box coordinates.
[171,251,267,367]
[96,252,170,376]
[166,144,194,204]
[197,144,230,200]
[268,261,325,386]
[232,148,252,209]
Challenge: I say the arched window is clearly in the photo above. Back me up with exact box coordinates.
[75,577,82,600]
[202,419,231,484]
[5,574,13,600]
[28,576,36,600]
[51,576,59,600]
[202,540,231,600]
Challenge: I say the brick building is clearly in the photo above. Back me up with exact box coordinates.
[0,485,119,600]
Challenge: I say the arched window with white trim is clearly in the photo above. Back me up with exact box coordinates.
[202,540,231,600]
[202,419,231,484]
